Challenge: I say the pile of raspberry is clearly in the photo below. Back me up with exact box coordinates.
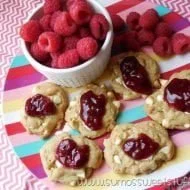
[111,9,190,57]
[20,0,109,68]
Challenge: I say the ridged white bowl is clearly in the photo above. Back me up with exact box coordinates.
[21,0,113,87]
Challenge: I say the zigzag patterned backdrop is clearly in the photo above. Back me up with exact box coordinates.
[149,0,190,19]
[0,0,190,189]
[0,0,48,189]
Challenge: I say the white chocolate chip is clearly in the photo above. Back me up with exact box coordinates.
[184,124,190,128]
[115,138,122,145]
[70,101,77,106]
[115,77,122,84]
[55,160,63,168]
[113,101,120,108]
[53,95,61,104]
[185,112,190,115]
[145,97,153,105]
[100,84,105,88]
[113,155,121,164]
[144,156,153,161]
[43,130,49,136]
[123,95,129,99]
[77,172,86,178]
[32,87,37,94]
[70,181,76,186]
[159,146,170,154]
[42,122,48,127]
[162,119,169,127]
[160,79,167,86]
[55,130,63,136]
[107,92,113,97]
[142,95,147,99]
[156,95,163,102]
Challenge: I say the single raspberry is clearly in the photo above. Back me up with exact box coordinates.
[50,11,62,30]
[90,14,109,40]
[38,32,62,52]
[126,12,141,31]
[69,1,93,25]
[110,14,125,32]
[54,12,77,36]
[30,42,50,62]
[153,37,173,57]
[66,0,86,10]
[77,37,98,60]
[62,35,80,51]
[138,29,155,46]
[50,52,61,68]
[171,33,190,54]
[124,31,141,51]
[56,49,80,68]
[43,0,61,14]
[139,9,159,30]
[40,15,52,31]
[20,20,42,42]
[78,27,91,38]
[155,22,173,37]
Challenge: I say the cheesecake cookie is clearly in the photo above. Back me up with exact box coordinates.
[40,132,103,186]
[111,52,160,100]
[65,84,120,138]
[21,82,68,138]
[145,70,190,129]
[104,121,175,175]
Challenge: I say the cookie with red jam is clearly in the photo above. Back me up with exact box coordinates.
[65,84,120,138]
[111,52,160,100]
[21,82,68,138]
[40,132,103,186]
[104,121,175,175]
[145,70,190,129]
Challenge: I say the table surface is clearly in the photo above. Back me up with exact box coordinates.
[1,0,190,190]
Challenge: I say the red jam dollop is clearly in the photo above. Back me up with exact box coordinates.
[164,78,190,113]
[120,56,152,95]
[56,139,89,169]
[123,133,160,160]
[25,94,56,116]
[80,90,106,131]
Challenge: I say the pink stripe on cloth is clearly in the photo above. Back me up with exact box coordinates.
[118,1,155,18]
[9,132,41,147]
[177,26,190,35]
[120,99,145,111]
[3,81,46,101]
[171,131,190,147]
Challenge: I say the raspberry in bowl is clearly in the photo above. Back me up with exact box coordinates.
[20,0,113,87]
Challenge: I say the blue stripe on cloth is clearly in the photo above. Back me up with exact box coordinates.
[155,5,171,16]
[14,139,47,157]
[11,55,29,68]
[116,105,147,124]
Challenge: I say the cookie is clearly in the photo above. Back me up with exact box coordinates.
[104,121,175,175]
[145,70,190,129]
[21,82,68,138]
[65,84,120,138]
[40,132,103,186]
[111,52,160,100]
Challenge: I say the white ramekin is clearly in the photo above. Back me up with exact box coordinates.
[21,0,113,87]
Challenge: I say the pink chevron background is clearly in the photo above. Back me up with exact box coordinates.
[0,0,190,189]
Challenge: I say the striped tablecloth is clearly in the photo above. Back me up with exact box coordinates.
[1,0,190,189]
